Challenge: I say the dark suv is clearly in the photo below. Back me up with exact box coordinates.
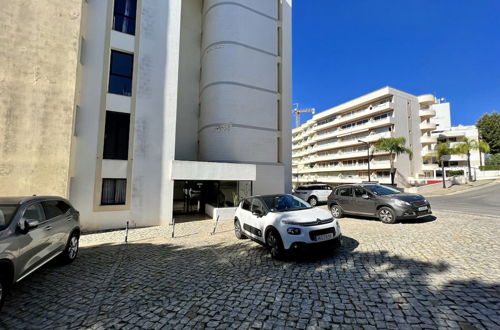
[327,184,431,224]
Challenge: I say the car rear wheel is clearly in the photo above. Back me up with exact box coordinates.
[308,196,318,207]
[378,207,397,224]
[266,229,285,259]
[330,204,343,218]
[60,232,79,264]
[234,219,246,239]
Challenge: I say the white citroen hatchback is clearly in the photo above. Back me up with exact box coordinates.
[234,194,342,259]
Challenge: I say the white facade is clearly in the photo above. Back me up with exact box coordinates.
[429,102,451,131]
[70,0,292,231]
[292,87,439,188]
[421,125,485,179]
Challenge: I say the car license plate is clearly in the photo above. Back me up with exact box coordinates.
[315,233,334,241]
[418,206,428,211]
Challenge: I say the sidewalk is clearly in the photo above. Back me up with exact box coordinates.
[423,178,498,196]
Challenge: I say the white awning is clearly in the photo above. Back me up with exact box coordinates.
[171,160,256,181]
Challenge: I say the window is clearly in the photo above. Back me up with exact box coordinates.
[103,111,130,160]
[109,50,134,96]
[113,0,137,35]
[0,205,18,229]
[42,201,70,219]
[250,198,265,214]
[23,203,45,222]
[101,179,127,205]
[354,187,365,198]
[241,199,251,211]
[336,187,352,197]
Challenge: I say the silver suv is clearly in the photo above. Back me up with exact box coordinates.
[292,184,333,206]
[0,196,81,310]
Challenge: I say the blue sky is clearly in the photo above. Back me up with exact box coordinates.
[292,0,500,127]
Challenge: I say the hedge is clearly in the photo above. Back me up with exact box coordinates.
[480,165,500,171]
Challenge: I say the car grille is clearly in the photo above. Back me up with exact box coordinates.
[300,218,334,227]
[411,200,427,207]
[309,227,336,240]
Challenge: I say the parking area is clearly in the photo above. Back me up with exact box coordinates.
[1,210,499,329]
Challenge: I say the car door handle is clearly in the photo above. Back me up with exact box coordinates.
[44,226,52,231]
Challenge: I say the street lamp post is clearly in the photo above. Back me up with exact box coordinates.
[358,140,371,182]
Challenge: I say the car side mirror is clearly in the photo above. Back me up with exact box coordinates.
[17,218,39,234]
[362,194,370,199]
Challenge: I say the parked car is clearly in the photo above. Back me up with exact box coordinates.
[292,184,333,206]
[234,194,342,258]
[327,184,432,224]
[0,196,81,310]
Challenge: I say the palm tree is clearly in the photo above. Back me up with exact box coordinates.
[434,142,453,188]
[453,138,490,181]
[373,137,413,186]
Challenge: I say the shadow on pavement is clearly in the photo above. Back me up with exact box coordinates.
[339,214,437,225]
[1,237,498,329]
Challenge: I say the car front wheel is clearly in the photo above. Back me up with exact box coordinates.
[378,207,397,224]
[266,229,285,259]
[60,231,79,264]
[234,219,246,239]
[330,204,343,218]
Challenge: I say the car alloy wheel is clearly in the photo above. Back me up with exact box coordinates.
[330,205,341,218]
[266,230,284,259]
[234,220,246,239]
[378,207,396,224]
[308,197,318,207]
[68,236,79,260]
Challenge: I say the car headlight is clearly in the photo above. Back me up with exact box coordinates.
[281,220,301,225]
[287,228,301,235]
[394,199,411,207]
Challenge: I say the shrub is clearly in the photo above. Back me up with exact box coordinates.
[479,165,500,171]
[446,170,464,177]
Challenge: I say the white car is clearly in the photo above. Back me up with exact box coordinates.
[234,194,342,258]
[292,184,333,206]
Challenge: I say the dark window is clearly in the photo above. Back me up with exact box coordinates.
[42,201,69,219]
[337,187,352,197]
[109,51,134,96]
[296,186,305,190]
[241,199,251,211]
[103,111,130,160]
[353,187,365,198]
[250,198,265,214]
[22,203,45,222]
[101,179,127,205]
[113,0,137,35]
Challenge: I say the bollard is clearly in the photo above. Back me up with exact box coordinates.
[125,221,129,243]
[210,215,220,235]
[171,218,175,238]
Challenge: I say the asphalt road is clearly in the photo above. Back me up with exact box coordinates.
[427,182,500,218]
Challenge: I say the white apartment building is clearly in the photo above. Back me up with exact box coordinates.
[0,0,292,231]
[422,125,484,179]
[292,87,439,187]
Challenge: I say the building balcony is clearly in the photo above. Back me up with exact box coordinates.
[417,94,436,106]
[297,174,392,184]
[420,122,437,132]
[298,160,391,174]
[311,131,392,155]
[422,164,439,171]
[420,135,437,145]
[419,109,436,118]
[313,102,394,133]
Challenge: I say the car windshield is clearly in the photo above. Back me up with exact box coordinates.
[262,195,311,212]
[0,204,18,230]
[364,185,401,196]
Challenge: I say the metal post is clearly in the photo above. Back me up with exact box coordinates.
[171,218,175,238]
[210,215,220,235]
[125,221,129,243]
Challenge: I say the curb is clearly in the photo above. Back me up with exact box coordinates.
[425,180,498,197]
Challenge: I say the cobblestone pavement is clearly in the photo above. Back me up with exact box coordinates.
[1,210,499,329]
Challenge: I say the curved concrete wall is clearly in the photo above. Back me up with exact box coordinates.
[199,0,279,163]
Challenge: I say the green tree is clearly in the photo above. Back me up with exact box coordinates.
[434,142,454,188]
[486,153,500,165]
[476,111,500,154]
[373,137,413,186]
[453,138,490,181]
